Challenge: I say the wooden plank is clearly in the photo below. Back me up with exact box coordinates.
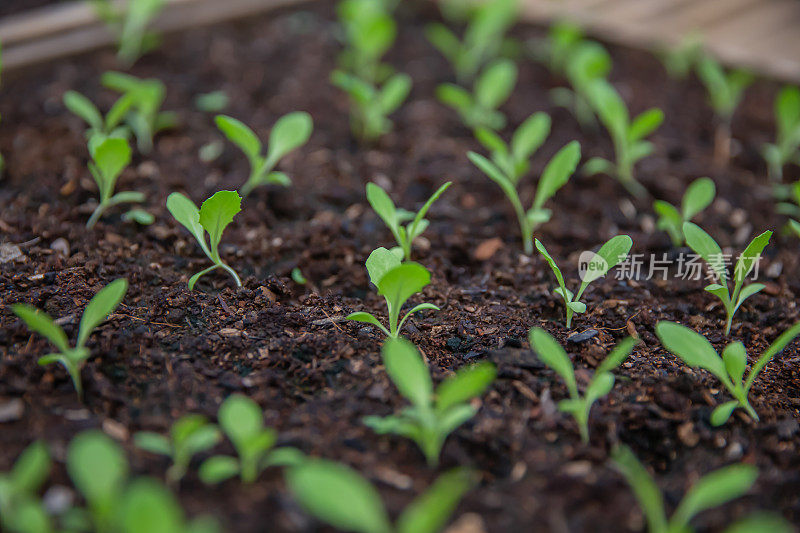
[2,0,306,71]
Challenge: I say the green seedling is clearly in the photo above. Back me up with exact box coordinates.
[426,0,518,82]
[656,321,800,425]
[291,267,308,285]
[763,86,800,181]
[12,278,128,399]
[470,119,580,254]
[584,79,663,198]
[215,112,312,198]
[67,430,129,532]
[436,58,517,130]
[682,222,771,335]
[530,20,585,77]
[92,0,166,67]
[287,459,476,533]
[166,190,242,290]
[331,70,411,142]
[135,415,222,484]
[536,236,632,328]
[438,0,478,24]
[366,181,451,261]
[695,56,754,165]
[364,337,496,466]
[0,441,52,533]
[346,247,439,338]
[63,90,133,153]
[529,328,636,442]
[653,177,716,247]
[337,0,397,84]
[120,477,221,533]
[199,395,303,484]
[102,71,177,154]
[776,181,800,237]
[550,40,611,130]
[611,445,781,533]
[83,137,146,229]
[659,33,703,80]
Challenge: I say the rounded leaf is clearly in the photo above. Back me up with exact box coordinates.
[215,115,261,162]
[67,430,128,504]
[77,278,128,348]
[120,478,184,533]
[286,459,391,533]
[218,395,263,447]
[435,361,496,413]
[382,337,433,408]
[267,111,313,163]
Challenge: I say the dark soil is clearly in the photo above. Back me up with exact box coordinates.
[2,2,799,532]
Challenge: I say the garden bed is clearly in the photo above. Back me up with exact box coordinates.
[1,1,799,531]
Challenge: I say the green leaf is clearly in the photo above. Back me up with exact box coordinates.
[724,512,794,533]
[195,91,229,113]
[12,305,70,353]
[286,460,392,533]
[218,395,263,449]
[366,247,402,287]
[435,361,496,413]
[215,115,262,164]
[534,140,580,210]
[436,83,472,112]
[734,283,764,314]
[683,222,727,286]
[655,321,729,385]
[198,456,239,485]
[267,111,313,164]
[11,441,50,494]
[475,59,517,111]
[382,337,433,409]
[511,112,551,162]
[585,372,614,405]
[167,193,209,256]
[710,400,739,426]
[77,278,127,348]
[587,79,629,137]
[198,190,242,254]
[776,86,800,141]
[367,183,399,234]
[468,151,517,203]
[534,239,567,296]
[67,430,128,505]
[408,182,451,241]
[579,235,632,285]
[682,177,716,220]
[567,301,586,313]
[134,432,172,456]
[722,342,747,384]
[379,74,412,114]
[582,156,615,177]
[346,311,386,331]
[93,137,132,196]
[671,464,757,529]
[733,230,772,286]
[64,91,103,130]
[611,446,668,533]
[596,337,637,375]
[425,23,460,63]
[122,208,154,225]
[396,468,477,533]
[120,478,184,533]
[628,109,664,142]
[376,263,432,316]
[529,327,577,398]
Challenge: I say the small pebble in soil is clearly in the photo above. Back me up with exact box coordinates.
[0,398,24,422]
[567,329,599,343]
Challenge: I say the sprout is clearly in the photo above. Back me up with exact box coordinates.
[83,137,147,229]
[550,40,612,131]
[166,190,242,290]
[682,222,771,335]
[287,459,476,533]
[199,395,303,484]
[0,441,52,533]
[93,0,166,67]
[536,236,632,328]
[331,70,411,142]
[762,86,800,181]
[12,279,128,399]
[346,247,439,339]
[653,177,716,247]
[436,58,517,130]
[584,79,663,198]
[215,112,313,198]
[656,321,800,425]
[364,337,496,466]
[469,115,580,254]
[366,181,451,261]
[529,328,636,442]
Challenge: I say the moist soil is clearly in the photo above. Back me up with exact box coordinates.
[1,2,800,532]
